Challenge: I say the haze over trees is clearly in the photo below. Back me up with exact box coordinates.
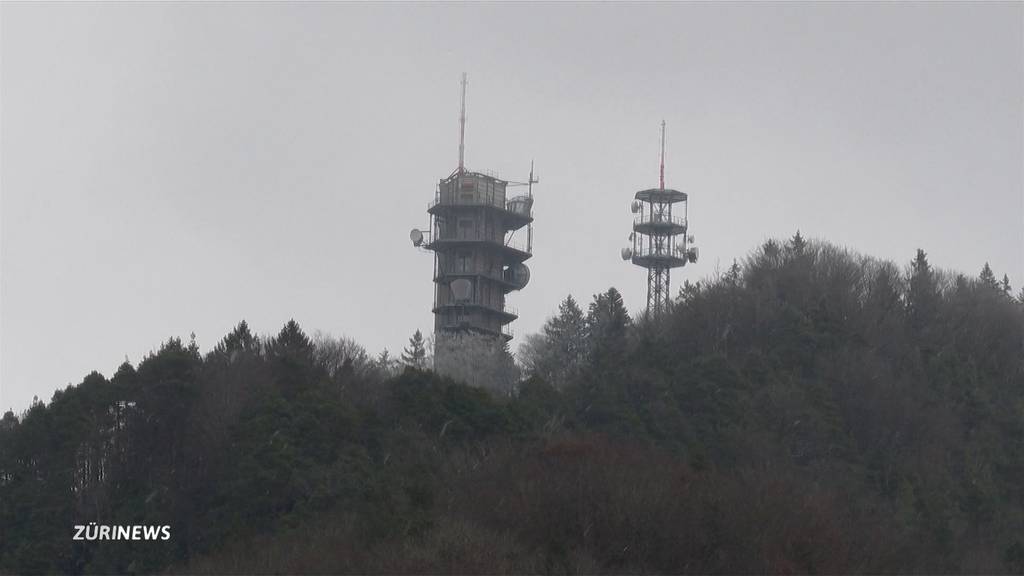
[2,235,1024,574]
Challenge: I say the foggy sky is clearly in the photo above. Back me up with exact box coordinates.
[2,2,1022,412]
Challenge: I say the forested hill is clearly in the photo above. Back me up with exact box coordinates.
[3,235,1024,574]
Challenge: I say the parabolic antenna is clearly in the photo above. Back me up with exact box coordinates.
[687,246,699,263]
[621,247,633,261]
[450,278,473,302]
[508,195,534,216]
[410,229,424,247]
[504,263,530,289]
[630,201,641,214]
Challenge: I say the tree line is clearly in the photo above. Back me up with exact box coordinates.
[2,233,1024,574]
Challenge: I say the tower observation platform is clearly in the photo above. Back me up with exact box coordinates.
[622,123,698,315]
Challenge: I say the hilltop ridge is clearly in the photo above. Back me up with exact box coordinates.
[2,235,1023,574]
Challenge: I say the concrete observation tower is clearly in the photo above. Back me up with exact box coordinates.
[411,74,537,342]
[622,121,698,315]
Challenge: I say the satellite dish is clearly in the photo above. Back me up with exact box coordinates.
[630,201,641,214]
[687,234,695,243]
[410,229,424,247]
[450,278,472,302]
[508,195,534,215]
[504,263,531,289]
[687,246,699,263]
[628,232,635,241]
[620,247,633,260]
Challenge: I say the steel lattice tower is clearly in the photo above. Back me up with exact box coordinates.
[622,122,698,315]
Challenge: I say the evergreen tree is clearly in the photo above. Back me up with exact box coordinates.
[376,348,395,374]
[1002,274,1012,296]
[211,320,259,360]
[268,319,317,391]
[271,319,314,357]
[725,259,742,286]
[677,279,702,304]
[788,230,807,254]
[586,287,631,366]
[980,262,999,290]
[401,329,427,369]
[907,249,939,330]
[546,295,588,368]
[187,331,201,360]
[519,295,588,387]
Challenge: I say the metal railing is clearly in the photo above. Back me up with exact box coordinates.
[429,195,533,218]
[435,299,518,318]
[434,268,510,286]
[632,241,688,260]
[437,322,513,340]
[634,213,687,228]
[430,231,532,255]
[429,196,504,211]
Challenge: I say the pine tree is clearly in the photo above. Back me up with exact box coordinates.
[587,287,631,366]
[725,259,742,286]
[980,262,999,290]
[520,295,589,387]
[1002,274,1012,296]
[401,329,427,369]
[274,320,312,351]
[213,320,259,359]
[376,349,395,373]
[268,319,316,391]
[788,230,807,254]
[545,295,587,368]
[188,332,200,359]
[678,279,702,304]
[907,249,938,330]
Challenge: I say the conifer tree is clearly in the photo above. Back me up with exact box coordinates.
[268,319,316,391]
[545,295,587,368]
[980,262,999,290]
[907,249,938,330]
[212,320,259,359]
[401,329,427,369]
[586,287,631,366]
[788,230,807,254]
[678,279,702,304]
[376,348,395,374]
[520,295,589,387]
[725,259,742,286]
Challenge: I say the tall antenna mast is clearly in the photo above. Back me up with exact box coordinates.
[527,160,537,252]
[622,120,698,316]
[458,73,468,173]
[659,120,666,190]
[528,160,536,198]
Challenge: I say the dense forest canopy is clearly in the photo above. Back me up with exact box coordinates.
[2,235,1024,574]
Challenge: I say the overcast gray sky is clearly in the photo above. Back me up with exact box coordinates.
[2,2,1022,412]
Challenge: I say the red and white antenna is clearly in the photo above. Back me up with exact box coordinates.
[458,73,468,173]
[659,120,666,190]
